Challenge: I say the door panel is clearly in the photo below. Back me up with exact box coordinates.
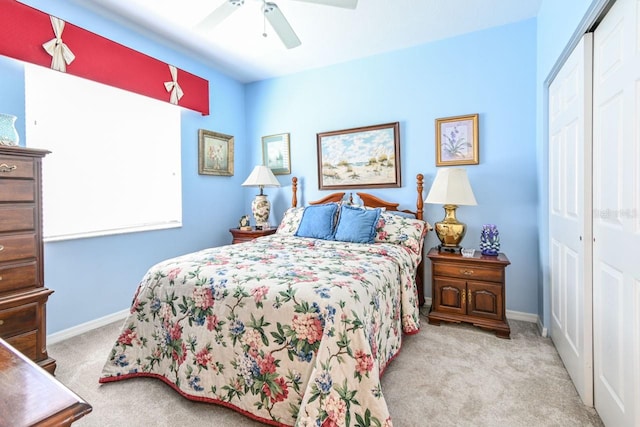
[548,33,593,406]
[593,0,640,425]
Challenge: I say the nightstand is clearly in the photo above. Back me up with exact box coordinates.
[229,227,276,244]
[427,247,511,338]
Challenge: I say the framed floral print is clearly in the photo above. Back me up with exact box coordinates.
[435,114,479,166]
[198,129,234,176]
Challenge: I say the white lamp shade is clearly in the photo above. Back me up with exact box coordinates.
[425,168,477,206]
[242,165,281,188]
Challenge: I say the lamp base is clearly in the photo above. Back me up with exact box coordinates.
[252,194,271,229]
[433,204,467,251]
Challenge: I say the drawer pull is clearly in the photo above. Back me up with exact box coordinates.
[0,245,4,251]
[460,269,474,276]
[0,163,17,173]
[0,320,4,326]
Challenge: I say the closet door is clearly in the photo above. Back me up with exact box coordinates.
[548,33,593,407]
[592,0,640,425]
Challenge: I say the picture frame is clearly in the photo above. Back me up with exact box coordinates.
[317,122,401,190]
[198,129,234,176]
[262,133,291,175]
[435,114,479,166]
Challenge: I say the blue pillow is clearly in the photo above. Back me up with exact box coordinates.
[333,205,382,243]
[295,203,338,240]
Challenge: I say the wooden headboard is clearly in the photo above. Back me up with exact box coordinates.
[290,174,424,220]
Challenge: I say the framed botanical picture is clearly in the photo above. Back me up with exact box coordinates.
[435,114,479,166]
[198,129,234,176]
[317,122,401,190]
[262,133,291,175]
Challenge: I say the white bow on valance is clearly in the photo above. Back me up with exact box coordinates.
[164,65,184,105]
[42,16,75,72]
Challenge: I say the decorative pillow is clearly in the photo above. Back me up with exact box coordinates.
[375,211,428,255]
[276,207,304,235]
[333,205,382,244]
[295,203,339,240]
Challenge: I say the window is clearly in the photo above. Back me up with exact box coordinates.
[25,63,182,241]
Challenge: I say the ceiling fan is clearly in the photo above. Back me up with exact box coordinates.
[195,0,358,49]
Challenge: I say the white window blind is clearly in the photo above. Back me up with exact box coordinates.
[24,63,182,241]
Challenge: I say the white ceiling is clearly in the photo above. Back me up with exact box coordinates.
[70,0,542,83]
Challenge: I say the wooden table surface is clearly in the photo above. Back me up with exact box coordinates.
[0,338,92,426]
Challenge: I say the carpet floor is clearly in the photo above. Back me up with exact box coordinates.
[49,308,603,426]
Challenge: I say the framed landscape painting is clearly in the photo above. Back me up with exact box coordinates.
[316,122,401,190]
[435,114,479,166]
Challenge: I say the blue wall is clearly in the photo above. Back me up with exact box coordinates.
[246,20,539,314]
[1,0,604,334]
[2,0,251,333]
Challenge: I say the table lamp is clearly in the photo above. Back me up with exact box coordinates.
[425,168,477,253]
[242,165,281,229]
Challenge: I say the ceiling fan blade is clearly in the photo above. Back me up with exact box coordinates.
[263,2,301,49]
[292,0,357,9]
[195,0,245,30]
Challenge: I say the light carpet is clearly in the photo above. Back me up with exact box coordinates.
[49,308,603,426]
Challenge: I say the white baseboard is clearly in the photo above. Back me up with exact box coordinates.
[48,308,129,345]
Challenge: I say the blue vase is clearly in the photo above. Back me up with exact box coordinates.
[0,113,19,146]
[480,224,500,256]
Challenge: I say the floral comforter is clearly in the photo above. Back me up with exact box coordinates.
[99,234,421,426]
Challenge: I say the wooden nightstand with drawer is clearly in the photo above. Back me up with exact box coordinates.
[229,227,276,244]
[0,146,55,373]
[427,247,511,338]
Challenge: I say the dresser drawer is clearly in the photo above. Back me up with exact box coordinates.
[0,155,35,179]
[433,262,504,283]
[0,261,39,293]
[5,330,38,360]
[0,179,36,202]
[0,302,38,338]
[0,206,36,232]
[0,234,37,263]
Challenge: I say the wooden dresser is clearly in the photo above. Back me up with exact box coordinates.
[0,146,55,373]
[427,248,511,338]
[229,227,276,244]
[0,337,91,426]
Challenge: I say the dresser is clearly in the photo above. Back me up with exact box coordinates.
[0,337,91,426]
[0,146,55,373]
[427,248,511,338]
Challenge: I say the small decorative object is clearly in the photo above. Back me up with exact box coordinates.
[239,215,251,231]
[242,165,281,229]
[435,114,479,166]
[480,224,500,256]
[461,248,475,258]
[0,113,19,146]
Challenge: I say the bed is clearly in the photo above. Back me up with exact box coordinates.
[99,174,429,427]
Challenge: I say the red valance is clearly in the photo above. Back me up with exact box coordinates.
[0,0,210,115]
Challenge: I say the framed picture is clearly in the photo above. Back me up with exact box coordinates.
[317,122,401,190]
[262,133,291,175]
[435,114,479,166]
[198,129,234,176]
